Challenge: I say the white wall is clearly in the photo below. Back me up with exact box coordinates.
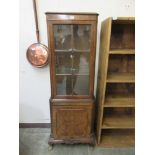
[19,0,135,123]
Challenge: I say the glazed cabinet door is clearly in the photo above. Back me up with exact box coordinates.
[52,105,93,139]
[51,24,95,98]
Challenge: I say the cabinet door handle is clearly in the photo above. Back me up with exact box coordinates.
[70,54,73,59]
[68,48,73,52]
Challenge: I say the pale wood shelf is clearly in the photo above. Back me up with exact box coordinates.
[102,114,135,129]
[109,49,135,55]
[104,95,135,107]
[99,130,135,147]
[106,72,135,83]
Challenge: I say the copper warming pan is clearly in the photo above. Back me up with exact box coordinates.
[26,0,48,67]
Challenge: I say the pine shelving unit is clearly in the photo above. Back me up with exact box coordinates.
[96,17,135,147]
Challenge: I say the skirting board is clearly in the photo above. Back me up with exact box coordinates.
[19,123,51,128]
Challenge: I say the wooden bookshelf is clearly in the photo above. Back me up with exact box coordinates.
[96,17,135,147]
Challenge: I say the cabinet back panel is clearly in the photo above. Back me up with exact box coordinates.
[101,129,135,135]
[104,107,135,116]
[106,83,135,95]
[110,23,135,49]
[108,55,135,73]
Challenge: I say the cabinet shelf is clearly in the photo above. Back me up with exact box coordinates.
[102,113,135,129]
[55,49,70,52]
[56,74,72,76]
[106,72,135,83]
[104,95,135,107]
[56,74,89,76]
[109,49,135,55]
[55,49,90,52]
[99,129,135,147]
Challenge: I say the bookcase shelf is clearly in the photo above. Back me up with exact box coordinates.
[109,49,135,55]
[99,129,135,147]
[96,17,135,147]
[106,72,135,83]
[104,95,135,107]
[102,113,135,129]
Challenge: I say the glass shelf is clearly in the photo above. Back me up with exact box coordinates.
[55,49,90,53]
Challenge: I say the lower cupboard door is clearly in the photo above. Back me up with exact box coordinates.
[52,105,93,139]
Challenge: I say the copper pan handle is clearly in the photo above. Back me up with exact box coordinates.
[32,0,40,43]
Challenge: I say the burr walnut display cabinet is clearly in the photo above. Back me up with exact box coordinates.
[96,17,135,147]
[45,12,98,146]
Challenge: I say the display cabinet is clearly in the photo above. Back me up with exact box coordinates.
[45,12,98,145]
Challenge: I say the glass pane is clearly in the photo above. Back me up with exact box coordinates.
[73,25,91,50]
[55,52,72,74]
[54,25,72,50]
[56,75,72,95]
[73,52,90,74]
[54,24,91,96]
[73,75,89,95]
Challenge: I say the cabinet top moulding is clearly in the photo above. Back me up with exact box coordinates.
[45,12,99,21]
